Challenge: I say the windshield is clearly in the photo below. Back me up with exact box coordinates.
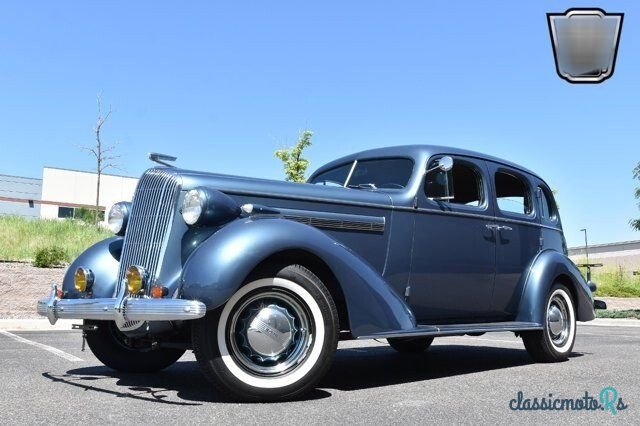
[311,158,413,189]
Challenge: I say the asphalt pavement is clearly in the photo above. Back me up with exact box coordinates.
[0,323,638,424]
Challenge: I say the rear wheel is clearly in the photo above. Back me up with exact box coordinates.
[522,283,576,362]
[387,337,434,353]
[192,264,339,401]
[84,320,185,373]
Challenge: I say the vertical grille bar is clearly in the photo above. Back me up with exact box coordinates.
[115,169,181,296]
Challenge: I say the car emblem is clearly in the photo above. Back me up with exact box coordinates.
[547,8,624,84]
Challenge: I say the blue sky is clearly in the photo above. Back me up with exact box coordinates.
[0,1,638,247]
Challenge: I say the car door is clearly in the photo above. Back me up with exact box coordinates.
[409,155,497,323]
[486,163,542,318]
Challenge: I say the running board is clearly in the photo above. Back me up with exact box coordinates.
[357,321,543,340]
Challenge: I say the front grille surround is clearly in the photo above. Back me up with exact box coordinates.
[115,168,181,297]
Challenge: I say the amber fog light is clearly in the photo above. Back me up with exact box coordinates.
[74,267,94,292]
[126,265,147,294]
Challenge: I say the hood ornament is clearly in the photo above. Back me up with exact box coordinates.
[148,152,177,167]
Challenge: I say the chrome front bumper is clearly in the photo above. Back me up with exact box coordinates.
[37,284,207,325]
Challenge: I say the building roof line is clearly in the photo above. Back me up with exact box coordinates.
[43,166,138,179]
[0,173,43,181]
[568,240,640,251]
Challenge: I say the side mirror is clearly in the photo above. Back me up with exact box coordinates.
[437,156,453,172]
[425,156,454,174]
[425,156,455,201]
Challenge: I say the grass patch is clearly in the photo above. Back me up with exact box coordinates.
[596,309,640,319]
[575,261,640,298]
[0,216,111,263]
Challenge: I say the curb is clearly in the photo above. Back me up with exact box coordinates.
[0,319,77,331]
[581,318,640,328]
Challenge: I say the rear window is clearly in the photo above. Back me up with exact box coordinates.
[311,158,413,189]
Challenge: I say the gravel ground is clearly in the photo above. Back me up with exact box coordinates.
[1,262,639,319]
[0,262,65,318]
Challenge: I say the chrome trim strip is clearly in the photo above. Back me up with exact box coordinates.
[37,286,206,324]
[357,321,543,339]
[223,188,393,210]
[279,208,385,233]
[223,188,562,233]
[394,205,563,232]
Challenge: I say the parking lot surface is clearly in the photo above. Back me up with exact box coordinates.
[0,323,638,424]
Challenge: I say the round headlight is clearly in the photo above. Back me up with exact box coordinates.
[107,202,131,236]
[126,265,147,294]
[182,189,205,225]
[74,267,94,292]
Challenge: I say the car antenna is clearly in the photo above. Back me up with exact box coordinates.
[148,152,177,167]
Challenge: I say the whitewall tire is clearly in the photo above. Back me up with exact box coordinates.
[192,264,339,401]
[522,283,576,362]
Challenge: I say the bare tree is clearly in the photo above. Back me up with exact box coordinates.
[79,94,120,224]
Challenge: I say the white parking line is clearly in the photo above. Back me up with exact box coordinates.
[0,330,83,362]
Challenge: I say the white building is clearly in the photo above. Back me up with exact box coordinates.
[39,167,138,222]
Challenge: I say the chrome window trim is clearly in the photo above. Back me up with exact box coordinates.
[344,160,357,187]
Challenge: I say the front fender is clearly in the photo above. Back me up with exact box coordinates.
[62,237,122,298]
[180,217,415,337]
[516,249,595,324]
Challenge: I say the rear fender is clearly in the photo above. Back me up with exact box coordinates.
[180,217,415,337]
[516,249,595,324]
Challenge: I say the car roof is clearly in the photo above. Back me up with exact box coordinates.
[309,144,546,184]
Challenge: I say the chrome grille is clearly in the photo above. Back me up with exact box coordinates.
[115,168,181,296]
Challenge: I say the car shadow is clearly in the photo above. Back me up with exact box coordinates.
[44,343,583,404]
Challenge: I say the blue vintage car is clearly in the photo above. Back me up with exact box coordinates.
[38,145,603,401]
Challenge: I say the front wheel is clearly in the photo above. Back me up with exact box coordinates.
[84,320,185,373]
[522,283,576,362]
[192,264,339,401]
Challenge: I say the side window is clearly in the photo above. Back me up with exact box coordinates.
[425,160,484,207]
[495,171,532,215]
[538,186,557,221]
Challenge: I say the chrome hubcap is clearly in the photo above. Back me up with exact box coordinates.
[547,295,570,347]
[246,305,296,357]
[229,290,312,376]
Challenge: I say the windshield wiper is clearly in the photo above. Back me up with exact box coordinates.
[348,183,377,190]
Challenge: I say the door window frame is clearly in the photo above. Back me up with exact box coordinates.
[490,165,537,222]
[420,155,493,216]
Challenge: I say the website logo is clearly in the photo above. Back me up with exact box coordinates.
[547,8,623,84]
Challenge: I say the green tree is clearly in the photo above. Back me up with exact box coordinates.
[632,162,640,231]
[274,130,313,182]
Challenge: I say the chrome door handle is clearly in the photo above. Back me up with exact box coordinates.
[486,224,513,231]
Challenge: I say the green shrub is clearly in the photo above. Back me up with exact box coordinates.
[596,310,640,319]
[33,246,67,268]
[74,207,101,224]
